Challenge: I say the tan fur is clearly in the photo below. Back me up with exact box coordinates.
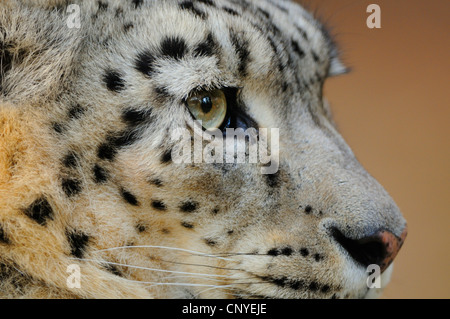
[0,0,406,299]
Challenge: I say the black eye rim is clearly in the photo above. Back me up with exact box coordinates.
[183,86,258,135]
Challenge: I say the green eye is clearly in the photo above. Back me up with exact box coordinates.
[186,89,227,130]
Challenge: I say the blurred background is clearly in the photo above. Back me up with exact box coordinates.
[295,0,449,298]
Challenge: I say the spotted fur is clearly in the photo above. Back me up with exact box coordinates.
[0,0,406,299]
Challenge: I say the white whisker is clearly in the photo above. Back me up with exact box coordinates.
[139,282,232,288]
[163,273,257,284]
[70,258,234,279]
[93,245,235,261]
[162,274,228,283]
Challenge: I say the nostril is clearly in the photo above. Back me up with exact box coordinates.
[330,227,401,273]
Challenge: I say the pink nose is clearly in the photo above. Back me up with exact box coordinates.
[377,226,408,273]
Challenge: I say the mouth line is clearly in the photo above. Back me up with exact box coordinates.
[231,289,275,299]
[239,271,336,297]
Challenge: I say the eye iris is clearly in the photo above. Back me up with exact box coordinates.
[186,89,227,130]
[201,96,213,114]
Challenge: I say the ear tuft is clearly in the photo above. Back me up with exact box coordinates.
[329,57,350,77]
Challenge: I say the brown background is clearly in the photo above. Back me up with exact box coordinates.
[295,0,450,299]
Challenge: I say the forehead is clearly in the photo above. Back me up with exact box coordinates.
[86,1,333,63]
[77,0,339,107]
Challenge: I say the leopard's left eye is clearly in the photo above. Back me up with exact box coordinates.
[185,89,227,130]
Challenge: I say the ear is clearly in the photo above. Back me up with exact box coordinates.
[0,1,80,102]
[329,57,350,77]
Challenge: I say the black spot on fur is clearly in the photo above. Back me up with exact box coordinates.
[230,31,250,77]
[122,108,152,126]
[181,221,194,229]
[212,207,219,215]
[305,205,312,214]
[149,178,163,187]
[291,39,305,58]
[312,51,320,62]
[68,104,86,119]
[180,201,198,213]
[0,225,10,244]
[24,198,54,226]
[123,23,134,32]
[62,152,79,169]
[0,42,13,93]
[97,1,108,11]
[135,50,156,77]
[222,6,239,16]
[97,141,117,161]
[264,276,297,289]
[67,231,90,258]
[265,171,279,188]
[93,164,108,184]
[160,36,187,60]
[321,285,330,293]
[257,8,270,19]
[151,200,166,211]
[267,36,285,74]
[161,149,172,164]
[300,248,309,257]
[154,86,171,99]
[103,70,125,92]
[281,247,293,256]
[296,26,308,41]
[136,224,147,233]
[193,33,216,57]
[197,0,215,6]
[61,178,82,197]
[115,7,124,17]
[289,280,306,290]
[309,281,319,292]
[104,263,123,277]
[121,188,139,206]
[179,1,207,19]
[204,238,217,247]
[314,253,324,262]
[97,130,141,161]
[132,0,143,9]
[272,277,287,287]
[51,122,65,134]
[268,248,279,256]
[113,130,141,148]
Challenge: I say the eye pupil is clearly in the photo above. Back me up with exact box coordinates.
[201,96,213,114]
[186,89,227,130]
